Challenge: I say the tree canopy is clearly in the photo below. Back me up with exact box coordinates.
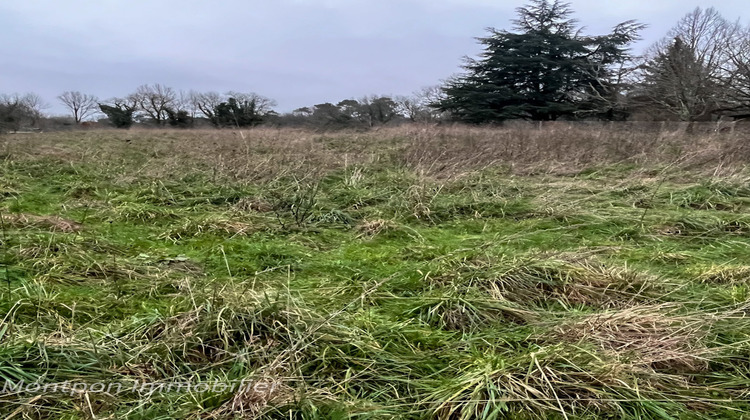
[435,0,643,122]
[637,37,719,121]
[99,99,137,128]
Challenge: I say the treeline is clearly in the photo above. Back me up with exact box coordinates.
[47,87,276,129]
[0,86,444,131]
[2,1,749,132]
[0,86,447,131]
[0,93,47,132]
[435,2,750,124]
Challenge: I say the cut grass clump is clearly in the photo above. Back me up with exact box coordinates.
[656,214,750,237]
[210,374,295,418]
[405,289,536,331]
[666,180,750,211]
[14,238,163,286]
[550,304,710,372]
[107,201,180,222]
[356,218,397,238]
[233,196,274,213]
[121,289,318,369]
[1,212,82,233]
[425,344,692,420]
[159,215,259,241]
[477,256,662,309]
[431,198,538,221]
[697,265,750,285]
[38,254,160,285]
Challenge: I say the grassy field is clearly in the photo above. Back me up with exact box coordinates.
[2,125,750,419]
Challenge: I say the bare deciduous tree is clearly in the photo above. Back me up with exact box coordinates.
[725,25,750,114]
[174,90,195,118]
[189,91,223,123]
[669,8,734,73]
[225,91,277,115]
[637,7,738,121]
[0,93,46,131]
[20,93,47,126]
[131,84,176,125]
[396,86,447,123]
[58,91,99,123]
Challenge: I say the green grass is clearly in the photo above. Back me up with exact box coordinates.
[2,128,750,419]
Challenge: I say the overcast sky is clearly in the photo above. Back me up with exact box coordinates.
[2,0,748,115]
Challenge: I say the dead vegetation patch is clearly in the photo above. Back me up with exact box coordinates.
[697,265,750,285]
[654,225,684,236]
[234,197,274,213]
[1,213,82,233]
[13,239,196,286]
[159,216,258,241]
[211,373,295,419]
[655,217,750,238]
[551,305,710,372]
[163,259,204,275]
[410,292,538,331]
[481,257,661,309]
[132,290,305,366]
[37,258,161,284]
[356,219,397,238]
[429,345,695,420]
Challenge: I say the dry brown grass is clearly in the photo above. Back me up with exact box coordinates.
[2,123,749,182]
[399,122,750,176]
[158,216,258,241]
[211,374,294,419]
[551,305,710,372]
[356,218,397,238]
[233,197,273,213]
[698,265,750,285]
[482,257,661,309]
[1,213,82,233]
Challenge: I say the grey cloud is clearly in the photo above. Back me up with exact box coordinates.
[1,0,748,115]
